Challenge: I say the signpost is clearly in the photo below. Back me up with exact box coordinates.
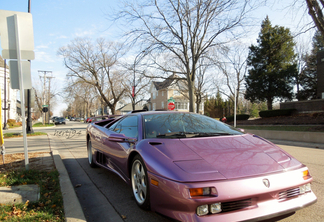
[42,105,49,113]
[168,97,175,111]
[0,10,35,170]
[168,102,175,111]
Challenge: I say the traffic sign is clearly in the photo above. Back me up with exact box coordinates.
[42,107,48,113]
[168,102,175,111]
[42,105,48,107]
[168,97,175,103]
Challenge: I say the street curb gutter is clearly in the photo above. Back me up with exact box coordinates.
[52,150,87,222]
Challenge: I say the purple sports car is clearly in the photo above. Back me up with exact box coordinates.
[86,111,317,222]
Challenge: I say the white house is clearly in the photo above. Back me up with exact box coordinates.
[0,56,18,125]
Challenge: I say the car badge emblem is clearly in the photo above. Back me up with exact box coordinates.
[263,179,270,188]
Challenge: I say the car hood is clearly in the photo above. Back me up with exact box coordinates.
[146,134,302,181]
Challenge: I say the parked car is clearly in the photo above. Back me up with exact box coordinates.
[86,111,317,222]
[87,115,121,123]
[54,117,66,125]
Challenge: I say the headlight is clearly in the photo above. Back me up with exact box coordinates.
[210,203,222,214]
[197,203,222,216]
[300,183,311,194]
[197,204,209,216]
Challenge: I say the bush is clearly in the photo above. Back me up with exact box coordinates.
[7,119,16,126]
[226,114,250,122]
[259,109,297,118]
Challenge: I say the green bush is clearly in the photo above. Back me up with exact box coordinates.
[259,109,297,118]
[226,114,250,122]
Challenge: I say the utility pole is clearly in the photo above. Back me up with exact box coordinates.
[26,0,34,134]
[38,70,52,124]
[47,76,55,124]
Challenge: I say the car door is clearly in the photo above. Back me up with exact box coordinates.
[103,115,139,180]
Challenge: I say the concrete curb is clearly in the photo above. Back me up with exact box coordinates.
[52,150,86,222]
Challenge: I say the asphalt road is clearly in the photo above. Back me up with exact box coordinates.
[4,121,323,221]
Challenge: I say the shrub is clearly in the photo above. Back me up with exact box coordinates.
[226,114,250,122]
[259,109,297,118]
[7,119,16,126]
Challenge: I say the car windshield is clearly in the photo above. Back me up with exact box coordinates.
[144,113,243,138]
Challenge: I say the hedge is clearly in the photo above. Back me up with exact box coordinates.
[226,114,250,122]
[259,109,297,118]
[7,119,16,126]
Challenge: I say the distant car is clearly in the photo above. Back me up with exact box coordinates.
[54,117,66,125]
[88,115,121,123]
[70,117,76,121]
[86,111,317,221]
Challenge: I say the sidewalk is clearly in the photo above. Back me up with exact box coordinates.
[0,135,86,222]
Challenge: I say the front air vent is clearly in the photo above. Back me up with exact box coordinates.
[221,198,253,213]
[149,142,162,146]
[279,187,300,200]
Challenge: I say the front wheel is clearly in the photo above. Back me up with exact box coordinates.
[131,155,150,210]
[87,139,97,168]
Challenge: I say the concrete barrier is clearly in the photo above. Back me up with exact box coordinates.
[244,129,324,144]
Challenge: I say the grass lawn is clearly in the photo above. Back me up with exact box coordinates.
[0,170,64,221]
[237,125,324,132]
[3,132,47,139]
[32,123,54,127]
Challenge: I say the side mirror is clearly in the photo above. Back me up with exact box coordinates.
[108,134,137,143]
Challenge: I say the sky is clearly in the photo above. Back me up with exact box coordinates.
[0,0,315,116]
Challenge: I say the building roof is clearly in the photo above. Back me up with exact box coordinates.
[152,73,179,90]
[117,103,143,112]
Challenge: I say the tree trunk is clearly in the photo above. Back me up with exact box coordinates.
[267,98,273,110]
[188,78,195,112]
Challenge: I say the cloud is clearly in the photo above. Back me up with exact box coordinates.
[73,29,95,38]
[34,50,56,63]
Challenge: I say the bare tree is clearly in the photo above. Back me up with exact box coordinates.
[211,43,248,113]
[117,0,257,112]
[64,80,98,118]
[58,38,126,115]
[306,0,324,36]
[121,51,151,110]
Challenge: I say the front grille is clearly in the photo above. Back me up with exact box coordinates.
[221,198,252,213]
[279,187,300,200]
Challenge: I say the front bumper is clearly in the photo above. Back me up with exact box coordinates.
[148,167,317,222]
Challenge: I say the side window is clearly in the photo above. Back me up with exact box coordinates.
[110,116,138,138]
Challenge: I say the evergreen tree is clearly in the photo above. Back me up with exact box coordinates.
[245,16,297,110]
[297,31,324,100]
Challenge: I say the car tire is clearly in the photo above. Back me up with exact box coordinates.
[87,139,97,168]
[131,155,150,210]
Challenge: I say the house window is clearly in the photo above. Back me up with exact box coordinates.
[161,101,164,109]
[173,90,180,96]
[162,91,164,96]
[153,92,156,99]
[153,103,156,110]
[175,102,188,110]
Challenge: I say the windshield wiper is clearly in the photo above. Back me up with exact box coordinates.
[156,132,188,138]
[156,132,232,138]
[192,132,232,137]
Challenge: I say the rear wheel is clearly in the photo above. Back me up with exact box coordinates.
[131,155,150,210]
[87,139,97,168]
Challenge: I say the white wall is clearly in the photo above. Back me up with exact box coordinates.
[0,67,18,123]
